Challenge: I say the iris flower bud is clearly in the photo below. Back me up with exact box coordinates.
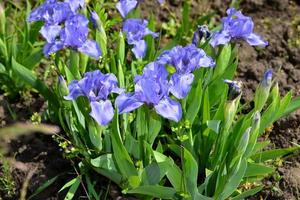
[254,69,273,111]
[224,79,242,101]
[262,69,273,88]
[243,111,261,158]
[237,127,251,155]
[58,75,69,97]
[192,25,211,46]
[90,10,107,56]
[251,111,261,129]
[229,127,251,168]
[223,80,242,132]
[90,11,100,29]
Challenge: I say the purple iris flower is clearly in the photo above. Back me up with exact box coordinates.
[116,0,138,18]
[60,14,89,47]
[116,0,164,18]
[28,0,101,59]
[27,0,83,24]
[116,62,182,122]
[64,70,123,126]
[210,8,268,47]
[157,44,215,99]
[42,14,102,58]
[123,19,158,59]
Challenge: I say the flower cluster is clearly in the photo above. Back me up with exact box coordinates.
[116,44,214,122]
[28,0,101,58]
[19,1,293,198]
[64,70,123,126]
[64,44,214,124]
[210,8,268,47]
[48,4,263,125]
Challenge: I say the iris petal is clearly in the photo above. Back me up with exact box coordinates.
[65,0,85,12]
[116,0,138,18]
[64,80,83,100]
[40,24,61,43]
[132,40,147,59]
[62,14,89,47]
[169,73,194,99]
[154,97,182,122]
[78,40,102,59]
[210,31,231,47]
[245,33,268,47]
[115,93,143,114]
[43,41,64,55]
[90,100,114,126]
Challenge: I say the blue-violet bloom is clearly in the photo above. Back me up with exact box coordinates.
[116,62,182,122]
[27,0,81,24]
[28,0,102,59]
[64,70,123,126]
[123,18,158,59]
[157,44,215,99]
[116,0,138,18]
[58,75,69,96]
[210,8,268,47]
[60,14,89,47]
[43,14,102,58]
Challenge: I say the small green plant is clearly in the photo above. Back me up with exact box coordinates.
[0,1,44,98]
[30,112,42,124]
[162,18,179,37]
[0,154,15,198]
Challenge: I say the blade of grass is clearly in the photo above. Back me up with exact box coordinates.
[28,176,58,200]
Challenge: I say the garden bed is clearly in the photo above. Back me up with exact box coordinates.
[0,0,299,199]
